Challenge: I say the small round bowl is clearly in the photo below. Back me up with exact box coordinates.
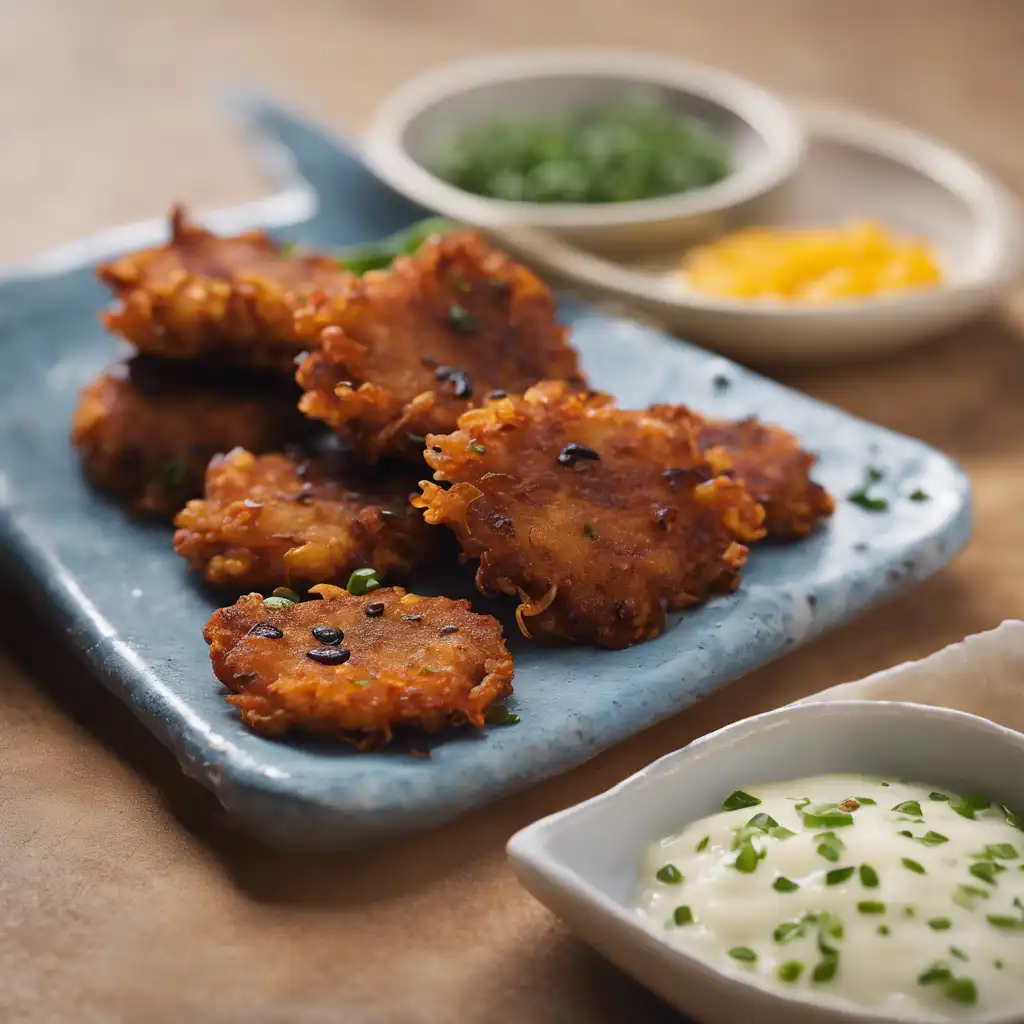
[362,49,805,258]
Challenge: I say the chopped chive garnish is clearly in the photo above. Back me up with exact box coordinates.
[950,947,969,962]
[826,867,856,886]
[859,864,880,888]
[777,961,803,983]
[794,797,811,812]
[346,567,382,595]
[733,840,761,873]
[447,303,477,332]
[655,864,683,885]
[812,957,838,983]
[892,800,923,817]
[774,920,804,943]
[984,843,1018,859]
[801,807,854,829]
[467,441,486,454]
[928,918,952,930]
[909,489,930,502]
[582,523,600,541]
[352,679,371,687]
[918,964,951,985]
[848,465,888,512]
[672,905,694,926]
[918,831,950,846]
[881,782,890,787]
[902,858,926,875]
[485,704,520,725]
[953,884,990,909]
[854,797,877,806]
[898,830,914,838]
[945,978,977,1004]
[1003,805,1023,830]
[773,876,799,893]
[929,791,950,802]
[903,906,916,918]
[952,794,992,820]
[986,914,1024,930]
[818,842,841,863]
[712,374,731,393]
[728,947,757,963]
[723,790,761,811]
[877,924,891,936]
[858,901,886,915]
[746,812,779,831]
[770,825,797,840]
[696,835,710,853]
[969,861,1004,885]
[995,959,1004,969]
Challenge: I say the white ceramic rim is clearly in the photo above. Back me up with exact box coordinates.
[507,700,1024,1024]
[362,48,806,230]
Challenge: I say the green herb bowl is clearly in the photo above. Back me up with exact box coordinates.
[362,49,804,260]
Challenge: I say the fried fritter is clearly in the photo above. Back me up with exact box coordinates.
[98,206,350,370]
[71,356,307,517]
[174,447,432,590]
[413,382,766,649]
[204,585,514,746]
[649,406,835,541]
[295,231,584,463]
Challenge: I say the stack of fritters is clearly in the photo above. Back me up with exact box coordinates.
[72,209,834,748]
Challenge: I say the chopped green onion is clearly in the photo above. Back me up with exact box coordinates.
[811,957,838,983]
[818,843,841,863]
[770,825,797,840]
[909,488,930,502]
[918,831,950,846]
[723,790,761,811]
[467,441,486,454]
[902,858,926,875]
[794,797,811,812]
[995,959,1004,969]
[485,704,520,725]
[953,884,990,909]
[858,901,886,915]
[777,961,803,983]
[918,965,951,985]
[854,797,877,806]
[746,812,779,831]
[945,977,976,1004]
[801,807,854,829]
[859,864,880,888]
[984,843,1018,860]
[898,830,914,838]
[877,924,891,936]
[346,567,382,595]
[728,947,757,963]
[826,867,856,886]
[951,794,992,820]
[892,800,923,817]
[928,918,952,930]
[352,679,371,687]
[156,458,188,493]
[447,303,477,333]
[986,914,1024,930]
[969,861,1004,886]
[773,876,799,893]
[950,946,969,962]
[696,835,710,853]
[712,374,731,393]
[672,905,694,926]
[1003,805,1023,830]
[847,465,889,512]
[655,864,683,885]
[261,595,296,610]
[929,791,951,802]
[733,840,761,873]
[903,907,916,918]
[773,920,804,943]
[582,523,600,541]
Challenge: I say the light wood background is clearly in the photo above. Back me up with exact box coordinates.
[1,2,1022,1021]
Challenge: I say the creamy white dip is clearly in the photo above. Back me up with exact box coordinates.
[637,775,1024,1019]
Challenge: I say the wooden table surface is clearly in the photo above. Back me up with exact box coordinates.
[2,2,1022,1021]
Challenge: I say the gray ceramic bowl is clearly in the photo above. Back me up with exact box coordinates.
[363,49,805,257]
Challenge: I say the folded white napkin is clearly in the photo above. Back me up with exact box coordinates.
[798,619,1024,734]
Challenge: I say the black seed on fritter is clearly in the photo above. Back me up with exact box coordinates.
[653,506,676,530]
[431,445,443,453]
[248,622,284,640]
[402,614,423,623]
[305,647,351,665]
[557,442,600,467]
[487,390,507,400]
[661,466,712,490]
[365,602,385,618]
[434,365,473,399]
[439,625,459,635]
[311,625,343,645]
[420,355,439,368]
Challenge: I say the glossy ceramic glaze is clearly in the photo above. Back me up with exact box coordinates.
[0,95,971,851]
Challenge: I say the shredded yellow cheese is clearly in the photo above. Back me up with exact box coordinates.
[684,220,942,302]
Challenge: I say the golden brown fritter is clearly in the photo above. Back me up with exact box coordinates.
[174,447,432,590]
[649,406,835,541]
[204,585,514,747]
[295,231,584,463]
[413,382,766,650]
[71,356,307,517]
[98,206,351,370]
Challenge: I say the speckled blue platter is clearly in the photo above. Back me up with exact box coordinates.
[0,97,971,851]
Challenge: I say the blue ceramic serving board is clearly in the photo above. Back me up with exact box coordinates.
[0,97,971,851]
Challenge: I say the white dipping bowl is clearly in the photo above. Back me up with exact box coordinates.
[507,701,1024,1024]
[363,49,804,258]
